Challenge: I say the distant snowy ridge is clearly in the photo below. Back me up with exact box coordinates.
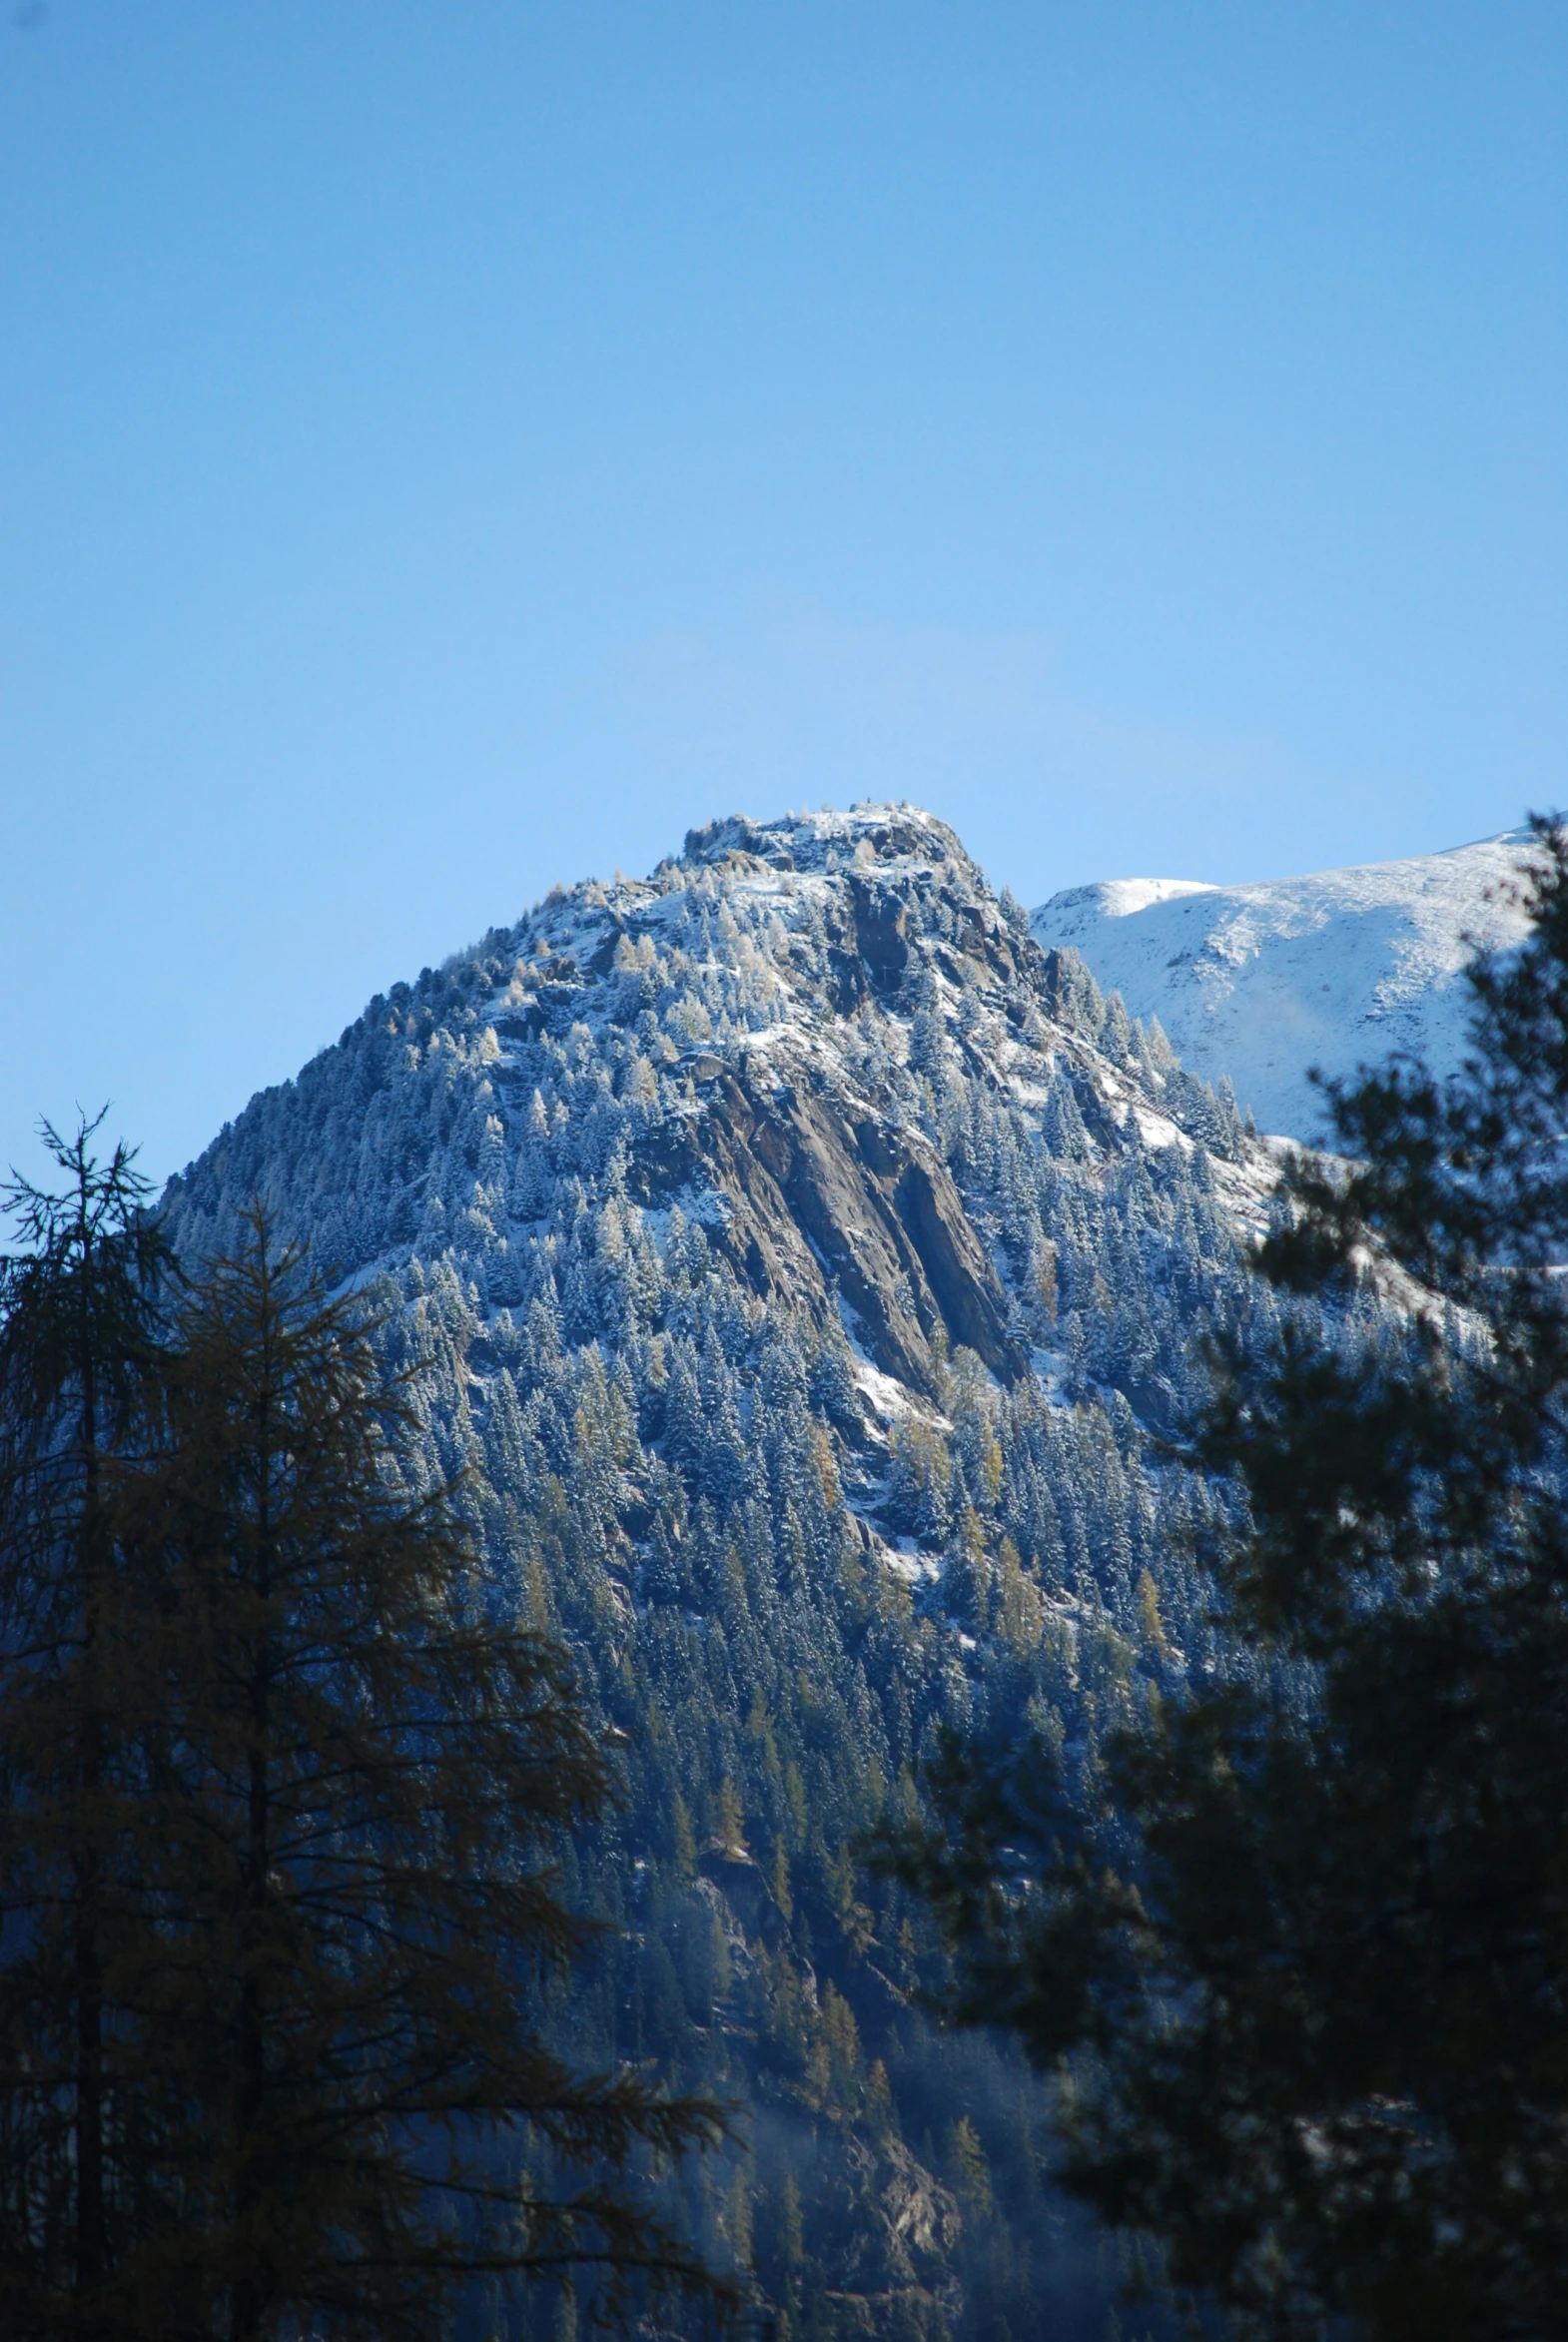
[1032,830,1538,1143]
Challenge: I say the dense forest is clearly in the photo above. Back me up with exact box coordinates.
[162,805,1363,2338]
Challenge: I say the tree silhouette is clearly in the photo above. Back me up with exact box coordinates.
[0,1115,174,2337]
[127,1207,723,2340]
[0,1157,722,2340]
[894,821,1568,2342]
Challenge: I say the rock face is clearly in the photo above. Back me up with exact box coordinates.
[629,1038,1025,1399]
[608,813,1033,1396]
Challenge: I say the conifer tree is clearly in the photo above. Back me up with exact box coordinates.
[121,1207,723,2341]
[0,1116,174,2337]
[893,820,1568,2341]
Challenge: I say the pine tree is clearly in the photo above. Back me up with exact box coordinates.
[895,820,1568,2341]
[118,1208,723,2339]
[947,2118,992,2223]
[0,1116,174,2337]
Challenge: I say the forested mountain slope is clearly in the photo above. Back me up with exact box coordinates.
[164,804,1297,2340]
[1033,830,1533,1142]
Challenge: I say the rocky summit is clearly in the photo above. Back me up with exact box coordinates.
[170,801,1263,1438]
[164,803,1285,2338]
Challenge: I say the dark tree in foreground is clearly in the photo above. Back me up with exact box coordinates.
[0,1117,174,2338]
[0,1153,722,2340]
[893,820,1568,2341]
[125,1209,723,2341]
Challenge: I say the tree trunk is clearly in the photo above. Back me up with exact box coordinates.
[232,1341,273,2342]
[73,1240,105,2320]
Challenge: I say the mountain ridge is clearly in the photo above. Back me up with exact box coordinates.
[166,797,1267,1477]
[1032,827,1536,1141]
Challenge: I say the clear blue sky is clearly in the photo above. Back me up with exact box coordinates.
[2,1,1563,1184]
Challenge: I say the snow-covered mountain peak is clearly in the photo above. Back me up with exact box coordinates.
[168,802,1261,1434]
[1032,829,1539,1143]
[1048,876,1219,924]
[671,801,971,882]
[479,802,990,1006]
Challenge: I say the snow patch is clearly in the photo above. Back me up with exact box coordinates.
[1033,831,1537,1143]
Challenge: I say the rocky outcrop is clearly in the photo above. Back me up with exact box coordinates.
[626,1058,1026,1399]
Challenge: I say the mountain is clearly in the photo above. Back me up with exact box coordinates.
[163,803,1290,2338]
[1031,830,1536,1142]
